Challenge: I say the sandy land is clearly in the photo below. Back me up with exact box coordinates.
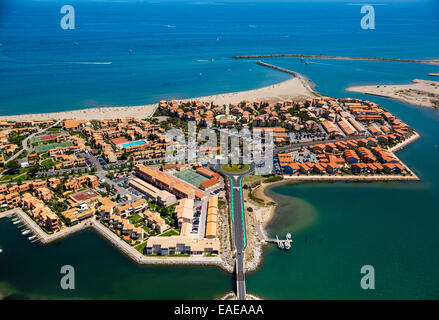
[181,77,316,106]
[0,104,159,122]
[0,77,315,122]
[346,79,439,109]
[429,73,439,77]
[251,180,292,228]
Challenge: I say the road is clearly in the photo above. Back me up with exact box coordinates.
[1,120,61,177]
[274,134,366,155]
[214,163,254,300]
[211,134,366,299]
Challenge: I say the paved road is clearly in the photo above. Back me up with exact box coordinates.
[214,163,254,300]
[274,134,366,155]
[1,120,62,177]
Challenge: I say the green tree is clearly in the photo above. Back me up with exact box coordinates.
[5,160,20,174]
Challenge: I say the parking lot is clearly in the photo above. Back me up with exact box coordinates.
[289,130,328,144]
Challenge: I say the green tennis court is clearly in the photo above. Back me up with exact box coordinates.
[36,141,73,153]
[174,169,209,188]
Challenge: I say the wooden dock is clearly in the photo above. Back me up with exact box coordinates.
[266,234,293,250]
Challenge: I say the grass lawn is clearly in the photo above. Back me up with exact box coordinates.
[135,242,147,254]
[128,214,143,225]
[159,229,180,237]
[221,164,250,174]
[40,158,58,168]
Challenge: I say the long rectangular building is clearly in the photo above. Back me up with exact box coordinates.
[135,164,206,200]
[128,177,177,206]
[145,236,220,256]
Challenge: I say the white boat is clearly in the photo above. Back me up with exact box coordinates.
[22,230,31,235]
[279,241,285,249]
[284,242,291,250]
[0,248,3,253]
[286,233,291,239]
[13,220,21,225]
[28,235,36,240]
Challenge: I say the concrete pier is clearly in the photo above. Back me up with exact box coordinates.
[256,60,317,93]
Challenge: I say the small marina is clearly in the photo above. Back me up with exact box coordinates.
[266,233,293,251]
[10,215,41,243]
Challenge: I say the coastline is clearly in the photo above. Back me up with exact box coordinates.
[346,79,439,109]
[0,77,314,122]
[243,132,421,273]
[0,208,230,271]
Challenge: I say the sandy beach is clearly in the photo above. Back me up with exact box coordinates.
[181,76,316,106]
[0,77,315,122]
[0,104,159,122]
[346,79,439,109]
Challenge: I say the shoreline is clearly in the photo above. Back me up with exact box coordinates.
[0,208,230,271]
[346,79,439,109]
[0,77,315,122]
[244,132,421,273]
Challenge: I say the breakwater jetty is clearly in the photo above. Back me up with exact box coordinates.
[256,60,317,94]
[234,54,439,65]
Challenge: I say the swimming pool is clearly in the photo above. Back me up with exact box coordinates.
[121,140,147,148]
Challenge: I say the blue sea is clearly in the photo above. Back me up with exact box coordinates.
[1,0,439,115]
[1,0,439,300]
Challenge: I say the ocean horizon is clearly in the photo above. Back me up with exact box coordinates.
[1,0,439,116]
[1,0,439,300]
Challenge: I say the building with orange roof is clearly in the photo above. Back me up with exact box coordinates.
[64,120,86,131]
[344,150,360,163]
[135,165,206,200]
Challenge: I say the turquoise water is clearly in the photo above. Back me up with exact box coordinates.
[0,222,231,299]
[121,140,147,148]
[1,0,439,299]
[1,1,439,115]
[245,59,439,300]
